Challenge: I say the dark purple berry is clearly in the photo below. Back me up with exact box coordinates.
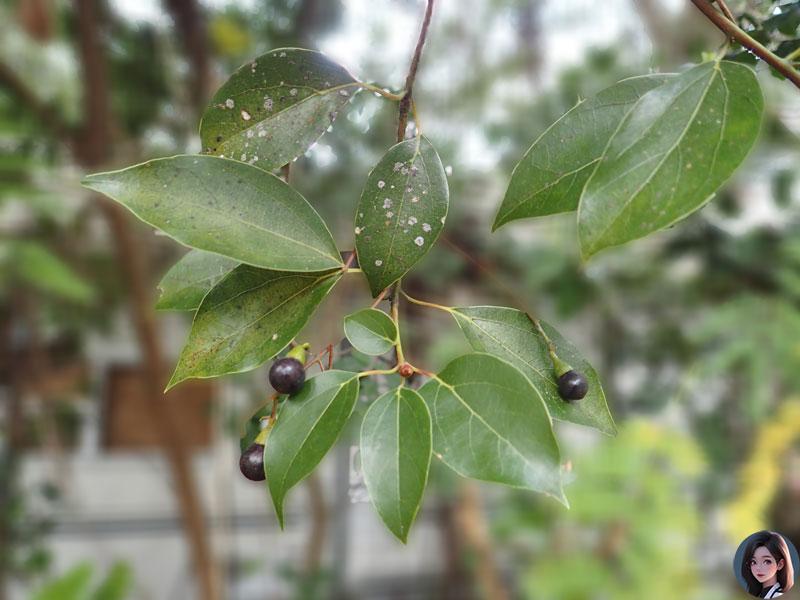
[558,370,588,401]
[239,443,265,481]
[269,357,306,395]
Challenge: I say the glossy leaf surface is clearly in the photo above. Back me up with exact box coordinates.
[83,155,343,272]
[360,386,431,542]
[578,61,763,258]
[265,370,360,526]
[494,74,673,229]
[156,249,238,311]
[451,306,615,435]
[355,136,448,296]
[168,266,341,389]
[200,48,359,171]
[343,308,398,355]
[418,353,565,503]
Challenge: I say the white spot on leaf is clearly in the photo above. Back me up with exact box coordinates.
[374,259,383,266]
[225,98,234,109]
[414,236,424,246]
[241,110,251,120]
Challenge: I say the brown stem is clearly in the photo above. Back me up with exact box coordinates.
[714,0,735,23]
[690,0,800,90]
[72,1,220,598]
[396,0,435,141]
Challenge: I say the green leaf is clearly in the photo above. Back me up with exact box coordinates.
[90,562,132,600]
[10,241,93,304]
[578,61,763,258]
[450,306,615,435]
[265,370,360,526]
[355,136,448,296]
[82,155,343,272]
[240,405,272,452]
[32,563,93,600]
[493,74,673,229]
[417,353,565,503]
[156,249,238,311]
[343,308,397,355]
[167,266,342,389]
[200,48,360,172]
[360,386,431,542]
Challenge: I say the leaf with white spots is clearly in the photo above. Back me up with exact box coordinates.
[450,306,615,435]
[265,370,360,527]
[156,249,238,311]
[82,155,343,272]
[167,265,342,389]
[343,308,397,355]
[493,74,674,230]
[578,60,763,258]
[418,353,566,503]
[355,136,448,296]
[360,386,431,543]
[200,48,360,172]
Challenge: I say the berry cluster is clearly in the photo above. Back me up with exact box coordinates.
[239,344,310,482]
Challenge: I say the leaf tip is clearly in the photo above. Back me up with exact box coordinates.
[490,214,505,233]
[164,370,185,393]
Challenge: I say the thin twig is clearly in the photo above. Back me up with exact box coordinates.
[396,0,435,141]
[714,0,736,23]
[690,0,800,90]
[387,0,436,369]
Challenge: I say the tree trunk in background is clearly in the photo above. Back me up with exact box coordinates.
[0,305,24,600]
[164,0,210,115]
[457,482,509,600]
[437,499,471,600]
[72,1,220,598]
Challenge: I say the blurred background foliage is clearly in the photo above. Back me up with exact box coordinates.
[1,0,799,598]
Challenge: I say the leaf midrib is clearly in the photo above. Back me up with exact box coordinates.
[583,63,721,250]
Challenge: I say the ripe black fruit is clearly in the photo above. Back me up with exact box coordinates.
[557,370,588,401]
[239,443,265,481]
[269,357,306,395]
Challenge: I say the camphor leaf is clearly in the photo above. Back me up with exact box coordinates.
[82,155,343,272]
[578,60,763,258]
[450,306,615,435]
[355,136,448,296]
[418,353,565,504]
[167,265,342,389]
[265,370,360,526]
[343,307,398,355]
[156,249,238,311]
[493,74,673,229]
[9,240,94,304]
[200,48,360,172]
[360,386,431,542]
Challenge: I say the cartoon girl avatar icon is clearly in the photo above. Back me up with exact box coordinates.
[741,531,795,598]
